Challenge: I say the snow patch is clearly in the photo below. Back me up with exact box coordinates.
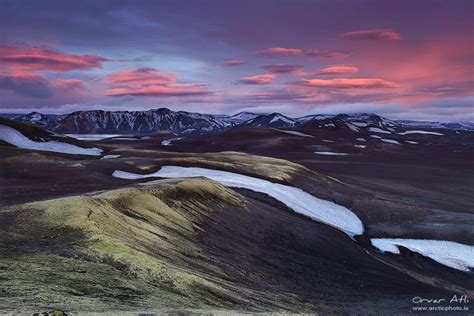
[405,141,419,144]
[371,239,474,272]
[354,145,366,148]
[370,135,382,139]
[352,122,368,127]
[398,130,444,136]
[270,115,294,124]
[161,137,183,146]
[112,166,364,237]
[356,138,366,142]
[315,151,350,156]
[381,139,400,144]
[101,154,121,160]
[322,139,334,143]
[273,129,314,138]
[0,125,102,156]
[345,122,360,132]
[66,134,123,141]
[368,127,392,134]
[111,137,138,140]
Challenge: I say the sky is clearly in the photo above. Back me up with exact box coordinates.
[0,0,472,121]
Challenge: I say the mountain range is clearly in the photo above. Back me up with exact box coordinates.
[1,108,473,135]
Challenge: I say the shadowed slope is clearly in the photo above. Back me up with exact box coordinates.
[1,177,470,313]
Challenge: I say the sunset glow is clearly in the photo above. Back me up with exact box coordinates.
[0,0,472,121]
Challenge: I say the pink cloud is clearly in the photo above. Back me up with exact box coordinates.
[0,43,109,71]
[106,67,210,97]
[222,60,246,66]
[254,47,304,57]
[106,84,210,97]
[347,37,473,104]
[105,68,178,86]
[314,65,359,75]
[255,47,348,59]
[238,73,276,85]
[301,78,400,89]
[262,64,303,73]
[342,29,401,40]
[304,49,349,59]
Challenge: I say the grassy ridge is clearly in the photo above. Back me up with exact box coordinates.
[0,179,255,312]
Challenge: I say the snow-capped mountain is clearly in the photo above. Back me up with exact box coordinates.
[336,113,399,129]
[297,113,400,134]
[4,108,472,135]
[243,113,297,128]
[396,120,474,130]
[225,112,263,124]
[12,112,63,127]
[296,114,334,123]
[53,108,233,134]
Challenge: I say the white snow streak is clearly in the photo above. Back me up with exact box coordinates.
[66,134,122,141]
[315,151,350,156]
[273,129,314,138]
[371,239,474,272]
[398,130,444,136]
[368,127,392,134]
[161,137,183,146]
[0,125,102,156]
[381,139,400,144]
[112,166,364,237]
[345,122,360,132]
[101,154,121,160]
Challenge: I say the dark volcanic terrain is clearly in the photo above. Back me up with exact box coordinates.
[0,115,473,314]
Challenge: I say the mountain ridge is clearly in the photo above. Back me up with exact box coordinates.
[1,108,472,134]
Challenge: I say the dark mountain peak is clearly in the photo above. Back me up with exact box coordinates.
[244,112,296,128]
[233,111,259,116]
[148,107,173,114]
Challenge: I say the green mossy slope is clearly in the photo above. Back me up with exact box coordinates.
[0,179,254,312]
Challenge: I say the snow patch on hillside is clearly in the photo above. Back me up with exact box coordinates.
[161,137,183,146]
[0,125,102,156]
[369,127,392,134]
[352,122,368,127]
[273,129,314,138]
[113,166,364,237]
[381,139,400,144]
[345,122,360,132]
[371,238,474,272]
[101,154,121,160]
[315,151,350,156]
[270,114,295,124]
[398,130,444,136]
[66,134,123,141]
